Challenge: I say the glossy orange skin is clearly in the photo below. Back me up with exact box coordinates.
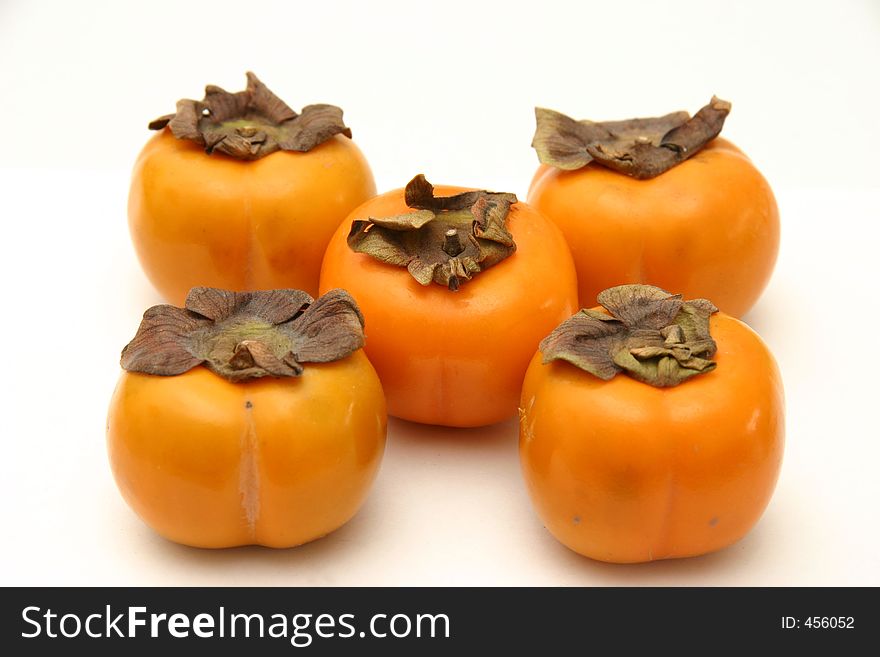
[519,313,784,563]
[319,187,579,427]
[129,130,376,305]
[528,138,779,317]
[107,351,386,548]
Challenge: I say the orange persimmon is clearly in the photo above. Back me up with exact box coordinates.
[128,73,375,305]
[319,175,578,427]
[528,98,779,318]
[519,285,784,563]
[107,288,386,549]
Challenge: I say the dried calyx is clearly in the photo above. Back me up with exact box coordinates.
[532,96,731,179]
[149,72,352,160]
[540,285,719,387]
[121,287,365,382]
[347,174,518,291]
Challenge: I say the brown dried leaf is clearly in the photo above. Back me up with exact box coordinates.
[348,221,413,268]
[674,298,719,358]
[184,287,241,321]
[167,100,202,142]
[597,285,683,330]
[471,195,517,248]
[228,340,303,380]
[288,289,365,363]
[541,285,720,388]
[120,305,210,376]
[184,287,310,324]
[240,289,313,324]
[404,173,509,212]
[276,103,352,152]
[367,209,435,231]
[121,288,365,381]
[149,72,351,160]
[532,97,731,179]
[246,71,297,124]
[347,175,518,290]
[531,108,596,171]
[540,310,626,381]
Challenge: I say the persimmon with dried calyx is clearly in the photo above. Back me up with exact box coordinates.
[319,174,578,427]
[519,285,784,563]
[107,287,386,549]
[129,72,376,305]
[528,97,779,318]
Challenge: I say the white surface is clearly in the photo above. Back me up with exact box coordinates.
[1,0,878,586]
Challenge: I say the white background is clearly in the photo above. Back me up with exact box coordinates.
[1,0,878,585]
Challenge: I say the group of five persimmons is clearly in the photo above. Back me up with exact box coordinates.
[108,72,783,564]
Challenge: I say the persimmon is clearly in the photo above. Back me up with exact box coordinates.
[128,72,376,305]
[107,288,386,549]
[528,97,779,317]
[319,175,578,427]
[519,285,784,563]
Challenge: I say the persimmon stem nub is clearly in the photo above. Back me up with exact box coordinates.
[443,229,464,257]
